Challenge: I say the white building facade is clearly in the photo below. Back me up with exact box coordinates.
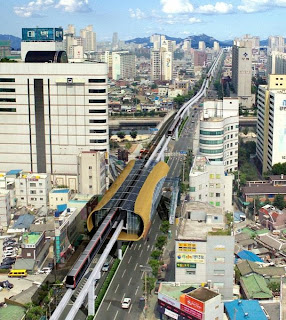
[112,52,136,80]
[151,48,173,81]
[0,189,11,231]
[0,62,109,176]
[199,99,239,172]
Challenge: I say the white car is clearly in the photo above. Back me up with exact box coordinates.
[39,267,52,274]
[3,252,16,258]
[121,298,131,309]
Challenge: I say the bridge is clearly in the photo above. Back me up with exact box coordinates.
[50,50,224,320]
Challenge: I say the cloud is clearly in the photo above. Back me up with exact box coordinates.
[14,0,91,17]
[14,0,54,17]
[238,0,286,13]
[197,2,233,14]
[189,17,201,23]
[129,8,146,19]
[56,0,91,13]
[160,0,194,13]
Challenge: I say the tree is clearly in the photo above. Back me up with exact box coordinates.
[151,250,162,259]
[151,83,158,89]
[133,98,140,105]
[243,127,249,135]
[117,131,126,140]
[173,95,185,107]
[125,141,132,150]
[142,276,156,294]
[273,194,286,210]
[267,281,280,292]
[130,130,138,140]
[149,259,162,277]
[272,162,286,175]
[155,235,167,250]
[160,221,170,234]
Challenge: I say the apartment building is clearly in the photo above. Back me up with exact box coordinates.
[176,202,234,300]
[232,40,253,107]
[0,189,11,231]
[256,74,286,172]
[199,98,239,172]
[199,41,206,51]
[189,156,233,212]
[267,51,286,75]
[268,36,285,53]
[151,48,173,81]
[0,60,109,176]
[80,25,96,52]
[112,51,136,80]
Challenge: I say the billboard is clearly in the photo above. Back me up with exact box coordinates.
[176,253,205,264]
[22,28,63,42]
[158,300,201,320]
[181,304,203,320]
[180,294,204,313]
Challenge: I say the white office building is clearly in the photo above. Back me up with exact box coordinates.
[267,51,286,75]
[268,36,285,53]
[80,25,96,52]
[189,156,233,212]
[176,202,234,300]
[199,98,239,172]
[151,48,173,81]
[199,41,206,51]
[232,40,253,107]
[77,151,106,195]
[0,61,109,176]
[257,74,286,172]
[0,189,11,231]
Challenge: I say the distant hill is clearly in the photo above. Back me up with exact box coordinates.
[126,33,232,49]
[0,34,21,50]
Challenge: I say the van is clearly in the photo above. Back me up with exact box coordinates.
[8,269,27,278]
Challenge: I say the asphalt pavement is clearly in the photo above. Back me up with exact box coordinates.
[94,214,162,320]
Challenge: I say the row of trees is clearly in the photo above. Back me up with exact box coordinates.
[116,130,137,140]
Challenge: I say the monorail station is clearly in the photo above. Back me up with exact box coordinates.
[87,159,170,241]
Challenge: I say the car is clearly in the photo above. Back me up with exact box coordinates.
[0,280,13,289]
[121,298,131,309]
[2,258,16,264]
[3,253,16,258]
[39,267,52,274]
[3,243,17,249]
[101,261,110,272]
[191,120,195,123]
[3,247,17,252]
[0,265,12,270]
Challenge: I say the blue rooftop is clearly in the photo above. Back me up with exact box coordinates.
[51,189,69,194]
[13,214,35,230]
[6,169,22,176]
[237,250,264,263]
[224,300,267,320]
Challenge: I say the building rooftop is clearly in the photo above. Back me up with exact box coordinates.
[159,282,200,301]
[51,188,70,194]
[177,201,225,240]
[240,273,272,299]
[187,287,219,302]
[12,214,35,230]
[243,184,286,194]
[236,259,286,277]
[237,250,264,263]
[6,169,22,176]
[224,300,267,320]
[22,232,42,245]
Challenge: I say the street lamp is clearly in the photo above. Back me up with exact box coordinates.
[139,265,152,319]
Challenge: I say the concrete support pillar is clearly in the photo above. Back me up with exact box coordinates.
[118,240,122,260]
[88,280,95,316]
[187,109,190,117]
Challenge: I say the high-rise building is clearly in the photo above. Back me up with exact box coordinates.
[151,48,173,81]
[256,74,286,172]
[189,156,233,211]
[112,51,136,80]
[198,41,206,51]
[161,39,176,52]
[199,98,239,172]
[235,34,260,48]
[80,25,96,52]
[232,40,253,108]
[176,201,234,300]
[194,50,206,67]
[267,51,286,75]
[112,32,119,48]
[0,59,109,175]
[268,36,285,53]
[213,41,220,52]
[0,41,11,59]
[21,27,64,61]
[183,39,191,51]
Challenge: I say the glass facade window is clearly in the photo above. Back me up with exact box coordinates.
[90,139,107,143]
[200,130,224,135]
[90,129,107,133]
[89,89,106,93]
[0,88,15,92]
[200,148,223,154]
[190,187,196,192]
[0,98,16,102]
[199,139,223,145]
[89,99,106,103]
[89,119,106,123]
[89,79,106,83]
[0,78,15,82]
[89,109,106,113]
[0,108,16,112]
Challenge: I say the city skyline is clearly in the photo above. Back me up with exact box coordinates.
[2,0,286,41]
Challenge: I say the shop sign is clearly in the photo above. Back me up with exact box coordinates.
[176,263,196,269]
[184,295,204,313]
[181,304,203,320]
[176,253,205,264]
[165,308,179,319]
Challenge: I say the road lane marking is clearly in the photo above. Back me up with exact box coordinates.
[155,234,158,240]
[149,227,152,233]
[122,269,126,278]
[147,245,150,251]
[128,304,133,314]
[139,250,143,257]
[146,257,149,264]
[135,286,139,295]
[151,245,154,251]
[152,219,155,225]
[113,310,119,320]
[128,277,132,286]
[115,283,119,293]
[138,244,141,250]
[128,256,132,263]
[133,243,137,250]
[141,272,144,279]
[107,301,111,311]
[134,263,138,271]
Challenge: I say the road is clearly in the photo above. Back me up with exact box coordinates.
[94,214,162,320]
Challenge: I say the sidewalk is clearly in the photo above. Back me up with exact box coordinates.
[139,223,176,320]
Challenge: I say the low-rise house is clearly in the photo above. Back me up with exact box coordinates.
[258,204,286,231]
[257,233,286,251]
[236,259,285,278]
[236,250,264,263]
[224,300,268,320]
[240,273,273,300]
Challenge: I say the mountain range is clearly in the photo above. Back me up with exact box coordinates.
[0,34,21,50]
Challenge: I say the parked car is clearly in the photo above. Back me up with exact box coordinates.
[121,298,131,309]
[0,280,13,289]
[0,265,12,270]
[3,247,17,252]
[3,253,17,258]
[2,258,16,265]
[39,267,52,274]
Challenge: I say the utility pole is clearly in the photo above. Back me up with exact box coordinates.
[144,270,147,319]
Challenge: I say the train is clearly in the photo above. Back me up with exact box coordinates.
[65,208,120,289]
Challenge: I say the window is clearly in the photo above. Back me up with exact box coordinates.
[27,253,31,257]
[89,89,106,93]
[21,197,24,200]
[39,183,42,186]
[214,257,225,263]
[0,88,15,92]
[199,139,223,145]
[40,198,43,200]
[209,174,215,179]
[0,98,16,102]
[0,108,16,112]
[89,185,92,188]
[209,201,214,205]
[89,109,106,113]
[40,190,43,193]
[30,183,36,187]
[216,174,221,179]
[89,166,92,169]
[0,78,15,82]
[89,176,92,179]
[200,130,224,136]
[20,182,23,185]
[89,79,106,83]
[209,192,214,197]
[27,30,35,37]
[214,282,224,288]
[214,270,225,275]
[186,270,196,275]
[200,148,223,154]
[90,139,107,143]
[216,193,220,197]
[216,183,220,188]
[30,190,36,195]
[89,119,106,123]
[190,187,196,192]
[199,184,202,190]
[214,216,218,220]
[209,183,214,188]
[90,129,106,133]
[231,126,233,130]
[216,201,220,206]
[89,99,106,103]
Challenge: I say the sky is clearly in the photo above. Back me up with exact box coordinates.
[2,0,286,41]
